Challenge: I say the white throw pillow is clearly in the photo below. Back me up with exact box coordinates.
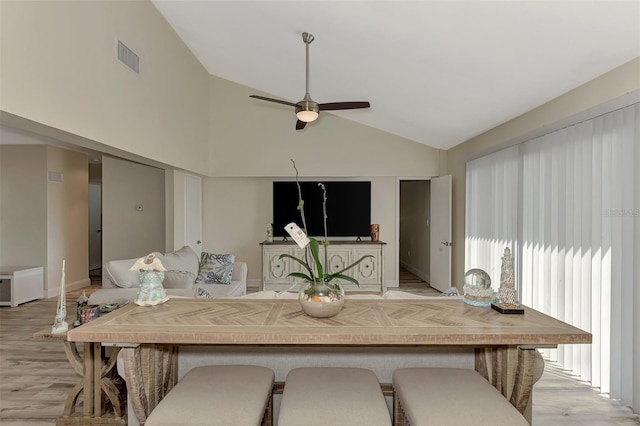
[162,271,196,289]
[155,246,199,277]
[104,259,141,288]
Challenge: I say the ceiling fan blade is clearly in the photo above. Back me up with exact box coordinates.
[296,120,307,130]
[250,95,296,107]
[319,101,371,111]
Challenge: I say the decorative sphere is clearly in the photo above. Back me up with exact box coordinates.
[464,269,492,290]
[463,269,493,307]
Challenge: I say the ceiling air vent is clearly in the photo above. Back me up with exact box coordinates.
[117,40,139,74]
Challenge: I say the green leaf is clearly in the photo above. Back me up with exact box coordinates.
[278,253,312,277]
[287,272,313,281]
[332,255,374,276]
[326,273,360,286]
[308,237,323,278]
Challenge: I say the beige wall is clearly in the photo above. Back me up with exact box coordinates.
[208,76,442,177]
[0,145,48,279]
[102,156,165,263]
[0,144,89,294]
[203,176,399,288]
[399,180,431,281]
[46,145,89,293]
[446,58,640,287]
[0,0,211,175]
[202,74,444,287]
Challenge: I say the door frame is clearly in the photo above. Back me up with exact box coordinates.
[395,176,434,288]
[184,173,202,257]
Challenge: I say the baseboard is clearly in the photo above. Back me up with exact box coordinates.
[399,261,430,283]
[247,279,262,291]
[45,278,91,298]
[385,279,398,288]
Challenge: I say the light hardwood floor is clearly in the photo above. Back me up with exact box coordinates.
[0,278,638,425]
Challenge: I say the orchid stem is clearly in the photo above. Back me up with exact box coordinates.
[318,183,329,272]
[291,159,315,282]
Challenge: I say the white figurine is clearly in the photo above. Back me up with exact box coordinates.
[51,260,68,334]
[498,247,518,305]
[130,253,169,306]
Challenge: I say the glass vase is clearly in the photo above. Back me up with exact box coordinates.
[298,281,345,318]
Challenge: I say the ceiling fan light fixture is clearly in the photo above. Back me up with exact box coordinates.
[295,100,320,122]
[296,110,319,122]
[248,32,370,130]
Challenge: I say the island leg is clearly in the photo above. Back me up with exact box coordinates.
[56,341,125,425]
[475,346,543,425]
[120,344,179,424]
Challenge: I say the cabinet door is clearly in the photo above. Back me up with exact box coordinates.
[352,248,381,284]
[289,247,308,277]
[324,248,358,291]
[263,248,296,284]
[325,249,351,275]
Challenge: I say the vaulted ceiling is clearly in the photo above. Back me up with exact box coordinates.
[152,1,639,150]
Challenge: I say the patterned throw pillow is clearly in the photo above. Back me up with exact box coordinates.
[197,287,214,299]
[195,253,236,285]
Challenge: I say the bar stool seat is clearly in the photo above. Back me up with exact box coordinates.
[145,365,274,426]
[278,367,391,426]
[392,368,528,426]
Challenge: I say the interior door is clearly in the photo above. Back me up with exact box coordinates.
[430,175,452,292]
[184,174,202,257]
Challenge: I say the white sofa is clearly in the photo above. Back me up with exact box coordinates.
[89,246,247,305]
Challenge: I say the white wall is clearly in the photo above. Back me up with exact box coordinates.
[102,156,165,263]
[399,180,430,282]
[202,176,399,288]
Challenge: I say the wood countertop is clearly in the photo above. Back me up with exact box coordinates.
[66,298,591,347]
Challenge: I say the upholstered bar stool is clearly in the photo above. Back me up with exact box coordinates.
[145,365,275,426]
[278,367,391,426]
[392,368,528,426]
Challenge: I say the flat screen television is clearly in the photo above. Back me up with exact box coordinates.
[272,181,371,238]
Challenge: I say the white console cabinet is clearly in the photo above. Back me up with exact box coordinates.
[0,266,44,307]
[260,241,385,292]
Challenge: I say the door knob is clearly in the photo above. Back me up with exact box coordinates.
[441,241,452,247]
[197,240,201,244]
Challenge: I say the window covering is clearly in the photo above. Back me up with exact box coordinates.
[465,103,639,411]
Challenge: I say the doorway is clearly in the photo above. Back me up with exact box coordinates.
[399,180,431,287]
[88,162,102,281]
[398,175,452,292]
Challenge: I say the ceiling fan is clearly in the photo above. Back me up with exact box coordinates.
[250,32,371,130]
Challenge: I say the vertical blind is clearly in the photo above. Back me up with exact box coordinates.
[465,103,639,411]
